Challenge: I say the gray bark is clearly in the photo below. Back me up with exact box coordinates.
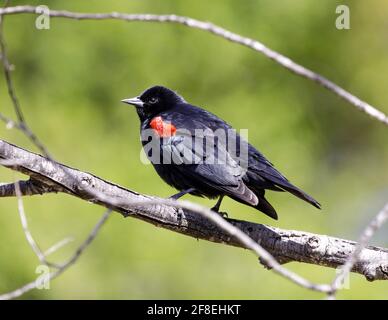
[0,139,387,281]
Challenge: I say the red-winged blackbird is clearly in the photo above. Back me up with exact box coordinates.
[122,86,320,220]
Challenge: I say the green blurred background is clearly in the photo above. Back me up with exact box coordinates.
[0,0,387,299]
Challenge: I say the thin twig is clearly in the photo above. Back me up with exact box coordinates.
[123,198,332,293]
[0,5,387,126]
[0,111,18,129]
[0,4,51,157]
[14,179,60,268]
[44,237,74,257]
[0,209,112,300]
[328,202,388,299]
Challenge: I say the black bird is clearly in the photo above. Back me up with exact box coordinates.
[122,86,320,220]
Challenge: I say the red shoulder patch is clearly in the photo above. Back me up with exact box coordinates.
[150,116,177,137]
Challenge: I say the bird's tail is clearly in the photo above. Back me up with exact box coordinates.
[277,181,321,209]
[250,182,320,221]
[254,193,278,220]
[255,170,321,210]
[230,190,278,220]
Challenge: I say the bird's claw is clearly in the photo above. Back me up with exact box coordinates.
[211,207,228,218]
[218,211,228,218]
[218,212,229,218]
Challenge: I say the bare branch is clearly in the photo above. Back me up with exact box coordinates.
[328,202,388,298]
[0,2,115,299]
[0,157,333,293]
[0,5,387,126]
[0,209,112,300]
[13,179,60,268]
[1,139,387,284]
[0,179,59,196]
[0,6,51,157]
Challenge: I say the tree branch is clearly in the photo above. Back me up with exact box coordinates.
[1,139,387,282]
[0,5,387,126]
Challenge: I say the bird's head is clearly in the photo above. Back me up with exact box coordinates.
[121,86,184,121]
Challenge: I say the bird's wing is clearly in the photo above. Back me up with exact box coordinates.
[160,104,320,209]
[161,129,258,206]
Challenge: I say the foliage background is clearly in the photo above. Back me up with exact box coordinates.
[0,0,387,299]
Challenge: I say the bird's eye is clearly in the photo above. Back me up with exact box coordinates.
[149,97,159,104]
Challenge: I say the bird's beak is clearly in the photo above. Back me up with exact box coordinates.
[121,97,144,107]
